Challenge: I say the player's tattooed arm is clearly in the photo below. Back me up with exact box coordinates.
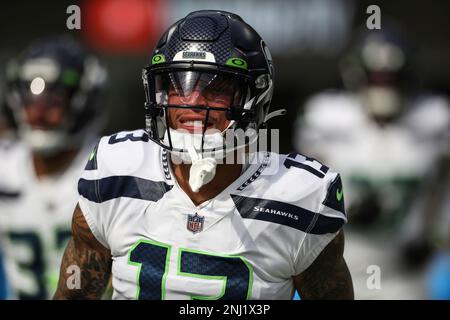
[293,230,354,300]
[53,204,112,299]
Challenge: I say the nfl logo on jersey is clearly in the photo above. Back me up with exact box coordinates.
[187,213,204,234]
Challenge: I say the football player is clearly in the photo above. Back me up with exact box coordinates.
[296,26,450,228]
[295,26,450,298]
[54,10,353,300]
[0,37,107,299]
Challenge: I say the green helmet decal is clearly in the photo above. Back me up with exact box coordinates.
[226,58,247,70]
[152,54,166,65]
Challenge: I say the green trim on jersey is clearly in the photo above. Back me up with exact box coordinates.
[177,247,253,300]
[127,239,171,300]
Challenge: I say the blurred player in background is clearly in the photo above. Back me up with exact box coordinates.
[0,36,107,299]
[294,25,450,299]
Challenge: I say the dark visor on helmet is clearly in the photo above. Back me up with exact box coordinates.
[154,71,247,109]
[13,78,76,110]
[143,68,253,152]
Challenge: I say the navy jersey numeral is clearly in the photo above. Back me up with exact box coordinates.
[128,240,170,300]
[179,249,252,300]
[283,152,329,178]
[8,232,45,300]
[128,240,253,300]
[108,133,148,145]
[7,229,71,300]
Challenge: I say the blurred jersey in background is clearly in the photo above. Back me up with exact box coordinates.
[294,23,450,299]
[0,36,107,299]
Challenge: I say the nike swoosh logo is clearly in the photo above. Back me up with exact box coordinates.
[89,149,96,161]
[336,188,343,201]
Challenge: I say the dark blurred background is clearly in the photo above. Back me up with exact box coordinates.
[2,0,449,152]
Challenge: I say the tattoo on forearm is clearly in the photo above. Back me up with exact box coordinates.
[53,205,112,299]
[294,231,354,300]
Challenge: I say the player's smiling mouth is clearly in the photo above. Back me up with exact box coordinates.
[177,114,216,132]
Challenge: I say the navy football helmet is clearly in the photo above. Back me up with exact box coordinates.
[142,10,277,158]
[5,36,107,155]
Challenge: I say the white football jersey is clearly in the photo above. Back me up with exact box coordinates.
[0,139,94,299]
[78,130,347,300]
[295,91,450,299]
[295,91,450,213]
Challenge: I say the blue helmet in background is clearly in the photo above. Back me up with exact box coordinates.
[5,36,107,155]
